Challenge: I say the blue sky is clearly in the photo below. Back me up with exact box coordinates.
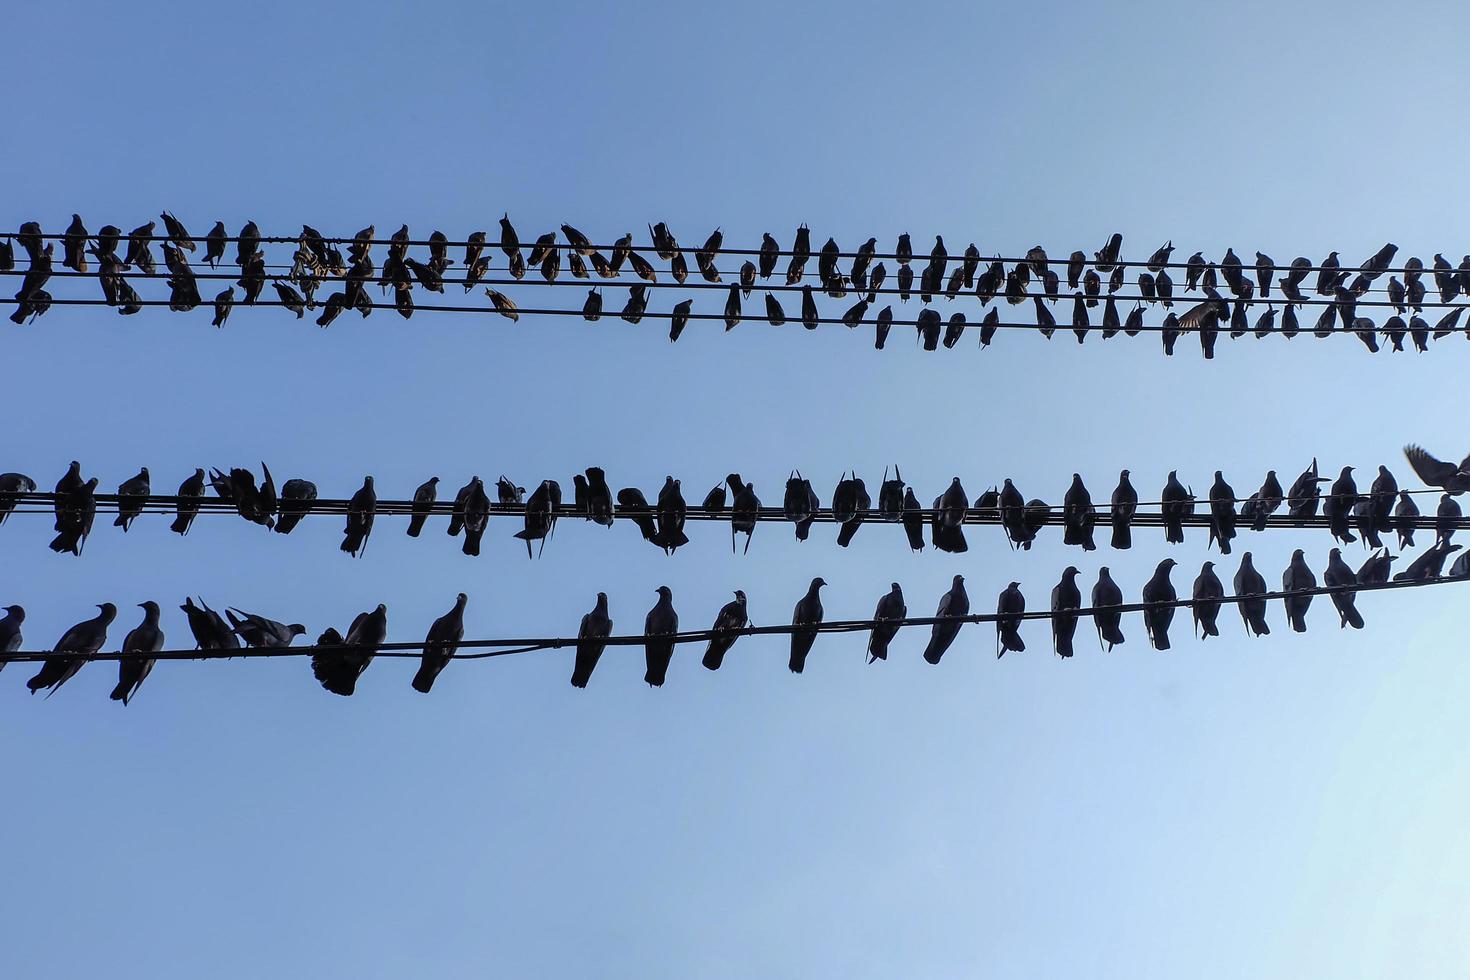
[5,2,1470,977]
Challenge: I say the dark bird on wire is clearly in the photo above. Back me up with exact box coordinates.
[313,604,387,697]
[728,476,761,554]
[114,467,150,531]
[702,591,749,672]
[1051,567,1081,658]
[1140,559,1178,650]
[1233,553,1270,636]
[1395,540,1462,582]
[1107,469,1138,549]
[643,587,679,687]
[655,476,689,554]
[759,233,780,279]
[788,577,826,674]
[226,608,306,648]
[1282,549,1316,633]
[1208,470,1237,555]
[868,583,906,664]
[274,478,318,535]
[901,487,925,552]
[0,605,22,671]
[0,472,35,526]
[1395,490,1420,549]
[62,213,88,272]
[571,592,613,688]
[109,602,163,706]
[49,477,98,556]
[412,592,467,694]
[1062,473,1096,551]
[1324,548,1365,629]
[996,583,1026,657]
[202,222,226,267]
[1324,466,1358,544]
[1241,470,1284,532]
[1287,458,1328,519]
[1437,493,1462,546]
[1161,471,1191,545]
[922,574,969,665]
[341,476,377,557]
[1404,444,1470,493]
[28,603,115,697]
[1091,567,1126,651]
[783,472,819,541]
[407,476,439,537]
[1192,561,1224,639]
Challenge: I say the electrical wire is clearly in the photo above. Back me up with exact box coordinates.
[0,572,1459,666]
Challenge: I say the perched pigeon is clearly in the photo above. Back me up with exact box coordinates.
[407,476,439,537]
[1192,561,1224,638]
[1051,567,1081,658]
[701,591,749,672]
[313,604,387,696]
[571,593,613,688]
[341,476,377,556]
[1233,553,1270,636]
[788,577,826,674]
[1282,549,1316,633]
[867,584,906,664]
[1091,567,1126,651]
[28,603,115,697]
[1324,548,1365,629]
[996,583,1026,657]
[226,608,306,648]
[1141,559,1178,650]
[643,587,679,687]
[922,575,969,665]
[412,593,467,694]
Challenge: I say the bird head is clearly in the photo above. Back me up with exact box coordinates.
[289,624,307,636]
[656,586,672,599]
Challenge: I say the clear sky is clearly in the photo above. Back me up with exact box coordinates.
[4,2,1470,977]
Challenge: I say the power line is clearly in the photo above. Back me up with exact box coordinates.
[0,572,1460,666]
[6,223,1458,276]
[5,294,1453,340]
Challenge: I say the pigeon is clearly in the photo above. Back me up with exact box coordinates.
[407,477,439,537]
[1324,549,1365,629]
[1255,252,1274,298]
[786,224,812,284]
[52,460,83,531]
[996,583,1026,657]
[998,478,1031,550]
[226,608,306,648]
[0,604,23,672]
[788,577,826,674]
[274,479,318,535]
[49,477,98,556]
[515,480,560,558]
[1353,496,1384,550]
[1161,471,1190,544]
[922,575,969,665]
[1208,471,1237,555]
[1140,559,1178,650]
[1395,540,1462,582]
[1062,473,1096,550]
[867,584,906,664]
[313,604,387,696]
[1404,445,1470,493]
[1051,567,1082,658]
[28,603,115,697]
[901,488,925,552]
[701,592,749,672]
[759,233,780,279]
[0,472,35,526]
[833,473,870,548]
[1091,567,1126,651]
[1324,466,1358,544]
[730,477,761,554]
[654,477,689,554]
[1287,458,1328,518]
[1316,252,1340,295]
[1438,494,1462,545]
[341,476,377,556]
[571,593,613,688]
[584,468,614,528]
[1192,561,1224,638]
[412,593,468,693]
[1395,491,1421,549]
[1369,466,1398,535]
[643,587,679,687]
[1233,553,1270,636]
[1282,549,1316,633]
[1243,471,1284,531]
[62,213,89,272]
[783,472,819,541]
[701,482,727,514]
[114,467,150,531]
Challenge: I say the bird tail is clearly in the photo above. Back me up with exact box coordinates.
[407,517,424,538]
[109,680,132,704]
[463,527,484,558]
[1111,524,1131,550]
[1343,603,1365,630]
[169,514,192,535]
[410,664,438,694]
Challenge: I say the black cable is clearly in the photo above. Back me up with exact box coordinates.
[0,572,1459,665]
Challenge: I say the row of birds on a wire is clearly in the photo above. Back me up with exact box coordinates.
[5,446,1470,558]
[2,542,1464,703]
[6,216,1470,356]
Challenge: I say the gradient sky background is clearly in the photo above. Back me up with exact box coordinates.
[4,2,1470,977]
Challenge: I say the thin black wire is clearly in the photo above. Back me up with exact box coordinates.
[0,573,1458,664]
[6,265,1462,311]
[8,225,1460,276]
[6,295,1453,337]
